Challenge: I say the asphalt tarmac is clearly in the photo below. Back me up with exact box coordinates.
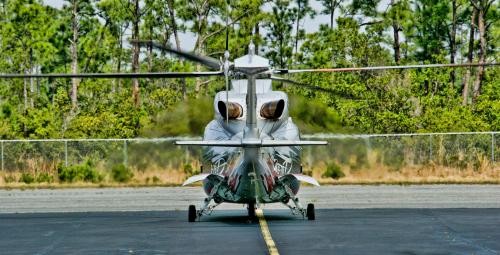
[1,209,499,254]
[1,185,500,254]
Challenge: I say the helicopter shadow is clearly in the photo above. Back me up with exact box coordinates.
[202,210,299,225]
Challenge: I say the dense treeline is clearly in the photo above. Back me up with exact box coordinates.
[0,0,498,139]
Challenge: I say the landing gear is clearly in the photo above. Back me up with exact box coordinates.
[306,203,315,220]
[247,202,256,219]
[281,184,310,219]
[282,199,316,220]
[188,197,221,222]
[188,205,197,222]
[282,197,306,218]
[188,179,225,222]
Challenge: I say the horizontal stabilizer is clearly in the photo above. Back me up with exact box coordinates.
[176,140,327,147]
[182,174,210,186]
[291,174,320,186]
[176,141,242,147]
[182,173,224,186]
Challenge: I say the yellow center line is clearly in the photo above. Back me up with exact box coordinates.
[256,209,280,255]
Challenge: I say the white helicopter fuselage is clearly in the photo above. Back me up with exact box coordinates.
[178,50,324,220]
[201,79,303,204]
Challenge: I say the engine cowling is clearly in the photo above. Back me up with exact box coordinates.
[218,101,243,119]
[260,99,285,120]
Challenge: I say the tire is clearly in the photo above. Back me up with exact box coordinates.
[188,205,197,222]
[306,203,315,220]
[247,202,256,219]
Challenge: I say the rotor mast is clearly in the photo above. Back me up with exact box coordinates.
[245,42,258,139]
[234,41,269,140]
[246,74,258,139]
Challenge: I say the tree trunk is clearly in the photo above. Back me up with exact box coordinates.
[392,23,400,64]
[193,6,206,96]
[279,33,284,68]
[167,0,181,50]
[462,7,476,105]
[390,0,400,65]
[29,48,34,108]
[294,0,301,56]
[115,24,126,93]
[23,69,28,135]
[254,23,260,53]
[167,0,186,99]
[23,72,28,113]
[71,0,79,110]
[131,0,140,107]
[330,6,334,29]
[329,0,340,29]
[449,0,457,86]
[194,38,203,94]
[147,26,153,72]
[472,4,486,102]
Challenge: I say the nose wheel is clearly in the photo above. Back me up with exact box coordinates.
[188,205,197,222]
[306,203,315,220]
[247,202,256,219]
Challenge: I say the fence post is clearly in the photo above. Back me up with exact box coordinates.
[428,134,433,162]
[123,140,128,167]
[1,141,4,171]
[492,133,496,163]
[364,137,371,167]
[64,140,68,167]
[185,147,190,164]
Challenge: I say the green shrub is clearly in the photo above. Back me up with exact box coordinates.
[322,162,345,179]
[3,175,16,183]
[57,160,103,183]
[19,173,35,184]
[152,176,160,184]
[111,164,134,183]
[183,163,194,175]
[36,173,54,183]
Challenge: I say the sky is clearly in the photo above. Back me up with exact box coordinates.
[42,0,391,51]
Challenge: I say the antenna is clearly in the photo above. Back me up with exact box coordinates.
[224,0,230,124]
[225,0,229,52]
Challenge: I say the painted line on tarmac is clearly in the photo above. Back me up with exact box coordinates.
[256,209,279,255]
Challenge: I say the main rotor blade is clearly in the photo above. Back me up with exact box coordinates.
[0,71,224,79]
[275,62,499,74]
[131,40,222,70]
[270,76,356,98]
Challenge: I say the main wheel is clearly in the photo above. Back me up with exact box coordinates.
[188,205,197,222]
[306,203,315,220]
[247,202,256,219]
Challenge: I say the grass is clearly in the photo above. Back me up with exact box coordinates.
[311,162,500,185]
[1,162,499,189]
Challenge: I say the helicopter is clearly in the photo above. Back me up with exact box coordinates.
[0,37,497,223]
[154,41,497,222]
[176,41,327,222]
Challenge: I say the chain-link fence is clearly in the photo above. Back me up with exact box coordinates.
[0,138,201,173]
[302,132,498,173]
[0,132,498,175]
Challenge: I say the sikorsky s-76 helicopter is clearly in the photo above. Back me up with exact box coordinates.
[160,41,497,222]
[0,38,497,222]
